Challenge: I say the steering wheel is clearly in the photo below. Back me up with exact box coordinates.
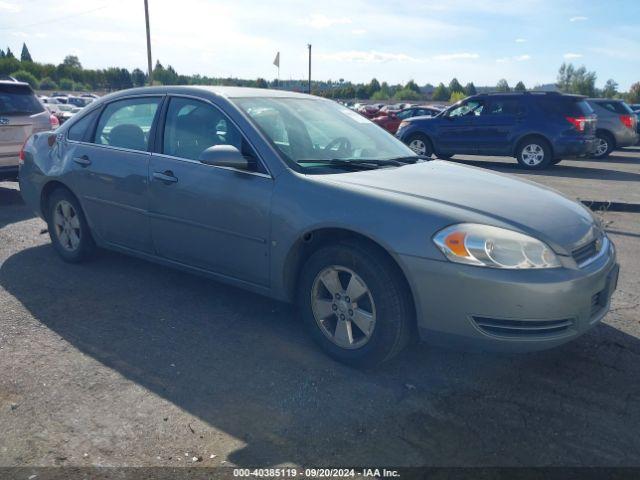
[323,137,352,156]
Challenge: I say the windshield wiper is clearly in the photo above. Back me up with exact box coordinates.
[298,159,382,170]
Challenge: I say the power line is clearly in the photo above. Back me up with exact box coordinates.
[0,5,109,31]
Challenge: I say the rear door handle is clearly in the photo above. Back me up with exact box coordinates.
[73,155,91,166]
[153,170,178,184]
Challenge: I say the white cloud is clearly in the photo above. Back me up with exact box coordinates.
[515,38,526,43]
[302,14,351,29]
[563,53,583,59]
[351,29,367,35]
[432,52,479,61]
[569,16,588,22]
[0,1,20,12]
[318,50,419,63]
[496,55,531,63]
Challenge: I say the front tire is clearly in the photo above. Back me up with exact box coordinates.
[406,133,433,158]
[47,188,95,263]
[298,241,413,368]
[516,138,552,169]
[592,131,614,159]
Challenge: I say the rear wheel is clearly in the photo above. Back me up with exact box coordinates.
[47,188,95,263]
[516,138,552,169]
[298,241,413,368]
[592,131,614,159]
[407,133,433,158]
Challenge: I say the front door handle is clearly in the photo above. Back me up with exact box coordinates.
[153,170,178,184]
[73,155,91,166]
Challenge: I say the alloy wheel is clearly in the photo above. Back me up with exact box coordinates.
[311,266,376,349]
[53,200,81,252]
[595,138,609,157]
[521,143,545,166]
[409,139,427,156]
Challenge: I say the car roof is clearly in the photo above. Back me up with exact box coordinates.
[102,85,315,101]
[587,98,625,102]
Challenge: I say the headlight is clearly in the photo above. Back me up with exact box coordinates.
[433,224,561,269]
[398,121,410,130]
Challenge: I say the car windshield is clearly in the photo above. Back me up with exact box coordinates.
[232,97,418,171]
[0,83,45,116]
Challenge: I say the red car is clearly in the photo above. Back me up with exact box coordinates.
[372,106,441,134]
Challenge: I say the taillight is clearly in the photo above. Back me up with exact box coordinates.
[620,115,634,130]
[50,114,60,129]
[18,137,29,166]
[566,116,587,132]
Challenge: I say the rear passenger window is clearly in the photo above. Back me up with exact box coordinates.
[487,100,524,115]
[94,97,161,151]
[68,109,100,142]
[596,101,633,114]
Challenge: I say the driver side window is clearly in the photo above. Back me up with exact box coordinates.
[162,97,264,172]
[448,100,485,118]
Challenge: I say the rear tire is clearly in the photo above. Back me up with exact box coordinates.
[297,241,413,368]
[46,188,95,263]
[592,131,615,159]
[406,133,433,158]
[516,137,552,169]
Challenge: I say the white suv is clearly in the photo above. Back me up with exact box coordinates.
[1,80,58,180]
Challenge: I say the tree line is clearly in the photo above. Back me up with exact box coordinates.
[1,43,639,104]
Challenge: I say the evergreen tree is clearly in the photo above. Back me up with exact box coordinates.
[20,43,33,62]
[602,79,618,98]
[405,79,421,94]
[6,47,15,59]
[464,82,477,95]
[131,68,147,87]
[432,83,449,101]
[0,49,5,58]
[514,81,527,92]
[448,78,464,94]
[496,79,510,92]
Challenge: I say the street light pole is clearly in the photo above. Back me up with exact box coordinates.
[144,0,153,85]
[307,44,312,94]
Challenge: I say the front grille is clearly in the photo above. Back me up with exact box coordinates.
[472,316,574,338]
[572,240,598,266]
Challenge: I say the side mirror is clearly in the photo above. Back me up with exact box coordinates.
[199,145,248,170]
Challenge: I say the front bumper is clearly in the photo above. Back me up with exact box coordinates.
[399,242,618,352]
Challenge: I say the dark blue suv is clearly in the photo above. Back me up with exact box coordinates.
[396,92,597,169]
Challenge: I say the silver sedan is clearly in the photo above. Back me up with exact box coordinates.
[19,86,619,367]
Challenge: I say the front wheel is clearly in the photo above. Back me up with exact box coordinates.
[516,138,552,169]
[406,133,433,158]
[298,242,413,368]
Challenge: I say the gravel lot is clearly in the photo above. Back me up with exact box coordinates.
[1,150,639,468]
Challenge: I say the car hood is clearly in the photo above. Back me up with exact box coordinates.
[317,160,598,255]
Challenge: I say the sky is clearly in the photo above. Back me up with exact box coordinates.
[1,0,639,90]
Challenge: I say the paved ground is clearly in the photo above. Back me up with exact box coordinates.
[455,146,640,205]
[0,151,639,468]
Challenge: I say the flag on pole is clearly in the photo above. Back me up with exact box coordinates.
[273,52,280,68]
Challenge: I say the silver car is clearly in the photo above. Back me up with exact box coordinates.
[1,80,54,180]
[19,87,619,366]
[587,98,639,158]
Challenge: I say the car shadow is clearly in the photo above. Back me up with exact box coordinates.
[0,184,35,228]
[1,245,639,466]
[456,159,640,182]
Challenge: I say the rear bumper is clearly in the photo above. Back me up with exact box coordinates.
[0,165,19,180]
[614,129,639,148]
[554,136,597,157]
[399,241,618,352]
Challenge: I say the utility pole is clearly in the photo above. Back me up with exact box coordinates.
[144,0,153,85]
[307,44,312,94]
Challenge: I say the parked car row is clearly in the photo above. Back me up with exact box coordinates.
[0,79,101,180]
[396,92,638,169]
[18,85,619,366]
